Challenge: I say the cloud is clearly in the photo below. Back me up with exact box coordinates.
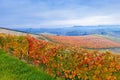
[35,15,120,27]
[0,0,120,28]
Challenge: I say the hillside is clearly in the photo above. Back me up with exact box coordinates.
[45,35,120,49]
[0,27,38,38]
[0,33,120,80]
[97,35,120,43]
[1,27,120,52]
[0,49,55,80]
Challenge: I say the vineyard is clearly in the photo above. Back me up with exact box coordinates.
[45,35,120,49]
[0,33,120,80]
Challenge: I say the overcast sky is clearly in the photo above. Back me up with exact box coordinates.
[0,0,120,28]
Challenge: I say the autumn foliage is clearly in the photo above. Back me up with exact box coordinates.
[46,35,120,48]
[0,33,120,80]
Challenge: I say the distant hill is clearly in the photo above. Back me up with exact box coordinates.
[13,25,120,36]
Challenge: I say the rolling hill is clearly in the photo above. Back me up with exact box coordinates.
[1,27,120,53]
[14,25,120,36]
[45,35,120,49]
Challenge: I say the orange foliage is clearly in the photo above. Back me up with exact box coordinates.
[1,33,120,80]
[46,35,120,48]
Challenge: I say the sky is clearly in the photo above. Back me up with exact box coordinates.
[0,0,120,28]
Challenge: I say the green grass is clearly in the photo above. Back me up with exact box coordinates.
[0,50,56,80]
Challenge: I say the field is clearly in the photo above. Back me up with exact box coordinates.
[97,35,120,43]
[45,35,120,49]
[1,33,120,80]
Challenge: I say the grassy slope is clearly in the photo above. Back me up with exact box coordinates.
[0,50,55,80]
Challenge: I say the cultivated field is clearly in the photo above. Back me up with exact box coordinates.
[45,35,120,48]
